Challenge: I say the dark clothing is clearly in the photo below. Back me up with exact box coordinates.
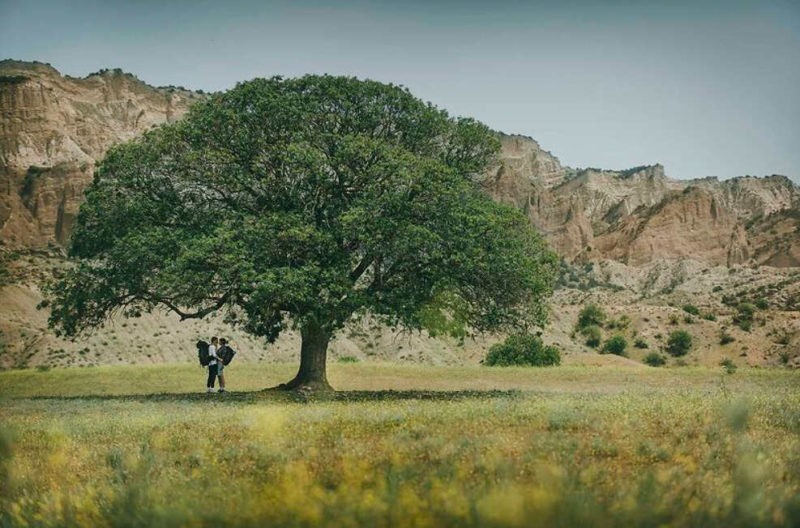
[206,365,219,388]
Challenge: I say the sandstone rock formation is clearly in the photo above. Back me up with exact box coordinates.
[486,135,800,267]
[0,60,201,246]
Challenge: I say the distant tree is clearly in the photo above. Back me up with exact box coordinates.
[642,352,666,367]
[43,75,557,391]
[602,334,627,356]
[484,334,560,367]
[576,303,606,330]
[666,330,693,357]
[581,325,602,348]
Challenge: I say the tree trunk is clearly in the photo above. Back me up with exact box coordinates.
[279,322,333,391]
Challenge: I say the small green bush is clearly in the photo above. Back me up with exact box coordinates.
[633,337,649,349]
[667,330,693,357]
[733,303,756,331]
[643,352,666,367]
[581,325,603,348]
[576,304,606,330]
[602,335,627,356]
[484,334,561,367]
[668,314,680,325]
[712,285,723,292]
[702,312,717,321]
[754,298,769,310]
[719,331,735,345]
[337,356,360,363]
[682,304,700,316]
[720,358,737,374]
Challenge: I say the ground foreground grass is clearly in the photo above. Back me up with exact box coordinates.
[1,363,799,527]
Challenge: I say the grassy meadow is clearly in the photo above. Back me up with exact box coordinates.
[1,363,799,527]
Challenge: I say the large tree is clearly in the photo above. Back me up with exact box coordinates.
[45,75,556,390]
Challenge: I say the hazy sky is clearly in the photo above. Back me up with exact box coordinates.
[2,0,799,182]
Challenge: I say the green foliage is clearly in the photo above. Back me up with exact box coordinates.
[733,303,756,332]
[602,334,627,356]
[719,330,735,345]
[337,356,360,364]
[43,76,557,357]
[581,324,602,348]
[666,330,693,357]
[701,312,716,321]
[576,304,606,330]
[668,314,680,325]
[633,337,649,349]
[754,298,769,310]
[719,358,737,374]
[712,285,723,293]
[484,334,561,367]
[643,352,666,367]
[682,304,700,316]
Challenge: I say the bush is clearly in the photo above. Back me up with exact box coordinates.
[719,330,735,345]
[712,285,723,292]
[576,304,606,330]
[484,334,561,367]
[581,325,602,348]
[668,314,680,325]
[602,335,627,356]
[643,352,666,367]
[754,298,769,310]
[666,330,693,357]
[733,303,756,331]
[633,337,649,349]
[337,356,360,363]
[682,304,700,316]
[702,312,717,321]
[720,357,737,374]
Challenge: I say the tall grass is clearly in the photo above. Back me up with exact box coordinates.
[1,364,799,527]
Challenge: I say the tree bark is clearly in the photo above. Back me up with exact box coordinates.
[279,321,333,391]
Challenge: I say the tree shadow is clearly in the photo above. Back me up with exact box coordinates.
[25,388,524,404]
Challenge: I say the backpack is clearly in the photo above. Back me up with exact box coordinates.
[220,345,236,366]
[197,340,211,366]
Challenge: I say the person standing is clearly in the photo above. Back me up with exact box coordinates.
[216,338,231,393]
[206,336,220,393]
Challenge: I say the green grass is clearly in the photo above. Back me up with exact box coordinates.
[1,363,799,527]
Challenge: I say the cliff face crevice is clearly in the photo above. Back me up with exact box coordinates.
[1,61,798,268]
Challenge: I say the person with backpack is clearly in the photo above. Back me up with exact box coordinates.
[216,338,236,392]
[206,336,221,393]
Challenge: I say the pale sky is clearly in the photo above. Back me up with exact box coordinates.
[1,0,798,182]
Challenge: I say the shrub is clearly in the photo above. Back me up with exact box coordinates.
[581,325,603,348]
[643,352,666,367]
[702,312,717,321]
[633,337,649,349]
[576,304,606,330]
[733,303,756,331]
[683,315,694,324]
[484,334,561,367]
[666,330,693,357]
[754,298,769,310]
[712,285,723,292]
[720,358,737,374]
[337,356,360,363]
[668,314,680,325]
[602,335,627,356]
[719,330,735,345]
[682,304,700,316]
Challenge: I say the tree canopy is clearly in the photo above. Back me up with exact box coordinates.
[45,75,557,390]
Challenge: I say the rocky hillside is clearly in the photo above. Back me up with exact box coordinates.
[1,61,798,370]
[0,60,202,247]
[486,134,800,267]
